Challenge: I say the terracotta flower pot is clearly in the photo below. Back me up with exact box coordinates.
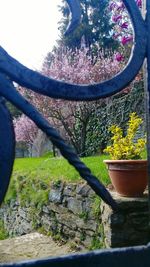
[104,160,148,197]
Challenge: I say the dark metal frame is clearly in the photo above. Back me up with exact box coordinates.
[0,0,150,266]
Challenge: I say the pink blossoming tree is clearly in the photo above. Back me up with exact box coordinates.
[14,1,144,156]
[14,115,38,155]
[15,48,121,156]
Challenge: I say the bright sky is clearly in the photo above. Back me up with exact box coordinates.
[0,0,63,70]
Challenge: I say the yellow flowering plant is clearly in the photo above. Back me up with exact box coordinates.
[104,113,146,160]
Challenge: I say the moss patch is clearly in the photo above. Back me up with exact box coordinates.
[0,220,8,240]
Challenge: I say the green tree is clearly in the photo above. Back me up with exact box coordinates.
[58,0,118,51]
[85,76,145,156]
[6,102,21,119]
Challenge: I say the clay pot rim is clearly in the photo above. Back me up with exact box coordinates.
[103,159,147,164]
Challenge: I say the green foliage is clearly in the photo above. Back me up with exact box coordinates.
[58,0,118,51]
[41,151,54,158]
[89,197,105,250]
[28,206,42,229]
[104,113,146,160]
[37,226,50,236]
[79,212,89,223]
[69,242,79,251]
[87,195,105,250]
[0,220,8,240]
[92,196,101,218]
[5,155,110,205]
[80,231,86,242]
[53,179,62,188]
[85,78,145,156]
[89,224,105,250]
[52,233,63,242]
[6,101,22,118]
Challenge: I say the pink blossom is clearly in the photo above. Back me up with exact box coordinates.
[112,15,122,23]
[14,115,38,146]
[117,2,125,10]
[109,2,117,11]
[111,0,142,47]
[136,0,142,8]
[120,22,128,29]
[121,36,133,45]
[114,53,124,62]
[17,48,121,150]
[113,33,120,39]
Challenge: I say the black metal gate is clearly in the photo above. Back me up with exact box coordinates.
[0,0,150,266]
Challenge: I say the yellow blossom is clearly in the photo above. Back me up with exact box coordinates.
[103,113,146,160]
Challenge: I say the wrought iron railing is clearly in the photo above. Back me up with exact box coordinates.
[0,0,150,266]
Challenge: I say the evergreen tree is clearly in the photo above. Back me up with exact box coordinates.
[58,0,118,51]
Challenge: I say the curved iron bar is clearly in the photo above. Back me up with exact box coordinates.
[0,0,147,210]
[0,97,15,204]
[65,0,81,35]
[0,74,117,210]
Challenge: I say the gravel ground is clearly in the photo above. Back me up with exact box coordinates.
[0,232,73,264]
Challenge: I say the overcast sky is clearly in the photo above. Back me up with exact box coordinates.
[0,0,63,70]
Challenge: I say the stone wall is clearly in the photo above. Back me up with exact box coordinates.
[0,183,150,250]
[0,182,103,250]
[101,191,150,248]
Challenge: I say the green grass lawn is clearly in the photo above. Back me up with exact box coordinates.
[5,154,110,205]
[13,154,110,182]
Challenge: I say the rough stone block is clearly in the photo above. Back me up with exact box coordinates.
[67,197,83,214]
[49,182,64,204]
[63,184,76,197]
[55,212,77,230]
[42,205,50,214]
[110,213,125,227]
[101,190,150,248]
[76,218,97,231]
[76,183,92,197]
